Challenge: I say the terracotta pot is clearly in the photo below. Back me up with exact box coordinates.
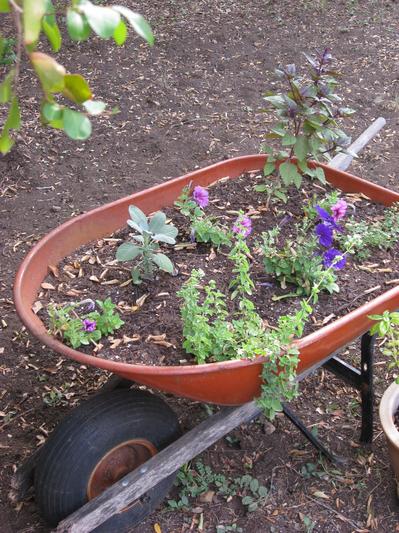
[379,382,399,483]
[14,155,399,405]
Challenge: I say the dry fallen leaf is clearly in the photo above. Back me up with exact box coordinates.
[146,334,174,348]
[153,524,162,533]
[48,264,59,278]
[313,490,330,500]
[89,275,100,283]
[41,282,55,290]
[136,294,149,308]
[123,335,141,344]
[32,301,43,314]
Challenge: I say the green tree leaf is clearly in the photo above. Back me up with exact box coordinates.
[42,18,62,52]
[113,6,154,45]
[63,74,92,104]
[80,2,120,39]
[30,52,65,93]
[0,130,14,153]
[41,101,63,122]
[42,1,61,52]
[113,20,127,46]
[23,0,46,46]
[116,242,142,262]
[263,161,275,176]
[83,100,106,115]
[152,253,174,273]
[0,0,10,13]
[66,9,91,41]
[63,109,92,140]
[0,69,14,103]
[0,96,20,154]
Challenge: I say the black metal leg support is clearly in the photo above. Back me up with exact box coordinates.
[360,332,375,443]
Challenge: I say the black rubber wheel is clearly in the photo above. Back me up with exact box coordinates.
[34,388,181,531]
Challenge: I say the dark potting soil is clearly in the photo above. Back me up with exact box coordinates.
[37,171,399,366]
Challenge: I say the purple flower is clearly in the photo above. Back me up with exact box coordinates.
[315,223,333,247]
[82,319,96,332]
[192,186,209,208]
[331,199,347,222]
[315,205,343,233]
[233,215,252,238]
[323,248,346,270]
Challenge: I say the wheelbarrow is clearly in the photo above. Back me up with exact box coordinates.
[12,118,399,532]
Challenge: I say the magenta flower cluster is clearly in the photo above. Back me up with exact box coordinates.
[192,186,209,208]
[233,214,252,238]
[315,200,347,270]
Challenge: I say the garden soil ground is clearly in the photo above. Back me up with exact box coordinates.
[1,1,399,532]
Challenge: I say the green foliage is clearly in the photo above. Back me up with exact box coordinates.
[175,185,231,247]
[168,461,267,515]
[261,225,339,297]
[116,206,178,284]
[178,234,318,419]
[256,50,355,201]
[370,311,399,383]
[0,37,16,65]
[337,204,399,261]
[0,0,154,151]
[48,298,124,349]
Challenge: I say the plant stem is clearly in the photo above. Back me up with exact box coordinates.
[9,0,23,91]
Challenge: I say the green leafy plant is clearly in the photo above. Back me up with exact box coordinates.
[168,461,267,515]
[175,184,231,247]
[337,204,399,261]
[370,311,399,383]
[116,206,178,284]
[48,297,124,349]
[0,0,154,152]
[256,49,355,201]
[178,232,318,418]
[261,225,340,297]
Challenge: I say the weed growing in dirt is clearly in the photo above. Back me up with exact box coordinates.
[370,310,399,381]
[337,204,399,260]
[168,461,268,514]
[48,297,124,349]
[116,206,178,284]
[256,49,355,201]
[175,185,231,247]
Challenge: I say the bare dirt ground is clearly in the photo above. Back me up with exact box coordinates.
[1,1,399,532]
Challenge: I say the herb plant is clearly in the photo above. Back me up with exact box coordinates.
[175,185,231,247]
[370,311,399,383]
[116,206,178,284]
[178,228,317,418]
[48,297,124,349]
[256,49,355,201]
[337,204,399,261]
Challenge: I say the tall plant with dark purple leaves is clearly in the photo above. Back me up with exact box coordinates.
[256,49,355,202]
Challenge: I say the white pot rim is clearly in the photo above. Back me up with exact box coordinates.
[379,381,399,448]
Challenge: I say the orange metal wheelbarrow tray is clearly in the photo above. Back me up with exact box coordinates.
[12,118,399,532]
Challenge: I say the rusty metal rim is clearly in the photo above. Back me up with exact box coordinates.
[87,438,158,500]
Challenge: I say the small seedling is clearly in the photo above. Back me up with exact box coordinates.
[48,298,124,349]
[116,206,178,284]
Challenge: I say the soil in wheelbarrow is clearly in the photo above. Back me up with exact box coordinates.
[36,171,399,366]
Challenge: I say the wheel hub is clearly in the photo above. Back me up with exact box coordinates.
[87,439,158,499]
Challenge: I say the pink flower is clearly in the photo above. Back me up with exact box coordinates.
[233,215,252,238]
[331,199,347,222]
[192,186,209,208]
